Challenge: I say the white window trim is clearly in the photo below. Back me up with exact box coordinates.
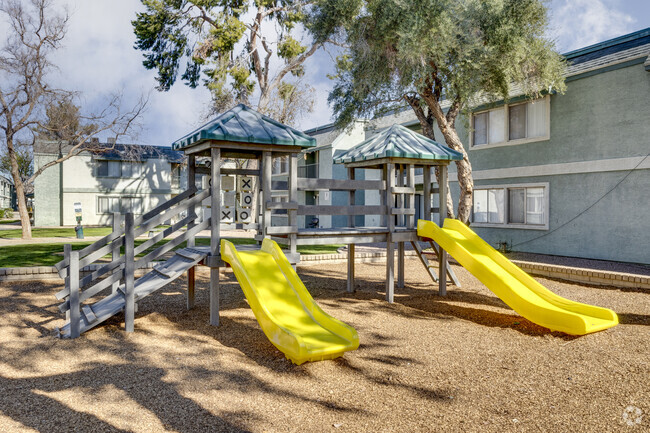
[96,160,145,178]
[96,195,144,215]
[470,96,551,150]
[471,182,550,230]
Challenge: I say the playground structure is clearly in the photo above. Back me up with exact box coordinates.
[54,104,617,360]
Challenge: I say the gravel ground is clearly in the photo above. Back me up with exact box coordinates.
[0,259,648,432]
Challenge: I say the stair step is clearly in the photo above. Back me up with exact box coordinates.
[175,248,204,261]
[82,305,97,323]
[153,264,174,278]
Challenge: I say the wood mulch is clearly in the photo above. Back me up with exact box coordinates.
[0,258,648,432]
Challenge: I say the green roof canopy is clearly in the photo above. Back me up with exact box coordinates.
[333,124,463,164]
[172,104,316,150]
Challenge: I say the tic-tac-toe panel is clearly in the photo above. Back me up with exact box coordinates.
[238,176,253,192]
[221,175,236,191]
[240,192,254,208]
[220,207,235,224]
[222,191,236,208]
[236,205,252,223]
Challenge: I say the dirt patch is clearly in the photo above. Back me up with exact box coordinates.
[0,258,648,432]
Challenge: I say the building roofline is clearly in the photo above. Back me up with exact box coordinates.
[563,27,650,60]
[304,27,650,133]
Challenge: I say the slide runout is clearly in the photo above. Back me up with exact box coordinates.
[221,238,359,365]
[417,219,618,335]
[443,220,617,322]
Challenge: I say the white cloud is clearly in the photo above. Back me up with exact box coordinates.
[47,0,212,146]
[549,0,636,52]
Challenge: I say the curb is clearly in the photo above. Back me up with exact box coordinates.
[299,251,649,290]
[0,262,157,282]
[1,252,647,291]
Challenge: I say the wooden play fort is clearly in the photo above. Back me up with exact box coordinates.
[54,104,616,344]
[54,104,462,339]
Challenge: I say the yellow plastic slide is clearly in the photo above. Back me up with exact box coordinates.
[417,219,618,335]
[220,238,359,364]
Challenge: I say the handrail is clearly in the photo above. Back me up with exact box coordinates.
[134,188,209,237]
[135,185,197,225]
[56,186,209,316]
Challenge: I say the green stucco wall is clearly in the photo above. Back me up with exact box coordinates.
[453,169,650,264]
[447,62,650,264]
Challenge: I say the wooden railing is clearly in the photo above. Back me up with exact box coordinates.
[54,186,210,337]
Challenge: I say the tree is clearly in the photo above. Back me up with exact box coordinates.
[312,0,566,222]
[132,0,324,124]
[0,140,32,194]
[0,0,146,239]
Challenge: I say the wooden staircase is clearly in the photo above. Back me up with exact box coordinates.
[54,186,211,338]
[411,240,461,287]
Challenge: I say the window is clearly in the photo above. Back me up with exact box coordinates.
[97,160,143,178]
[171,164,181,189]
[471,96,549,148]
[272,156,288,175]
[97,196,143,214]
[473,188,505,224]
[472,184,548,229]
[272,195,288,215]
[121,162,142,178]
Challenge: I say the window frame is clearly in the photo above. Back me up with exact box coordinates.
[471,182,550,230]
[470,96,550,150]
[96,196,144,215]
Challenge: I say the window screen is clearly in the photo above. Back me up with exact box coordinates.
[509,104,527,140]
[508,188,525,223]
[473,112,488,146]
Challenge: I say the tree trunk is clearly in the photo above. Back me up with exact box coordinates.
[6,137,32,239]
[410,101,457,220]
[439,127,473,223]
[421,95,474,224]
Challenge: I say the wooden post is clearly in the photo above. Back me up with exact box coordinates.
[381,165,388,228]
[347,167,355,293]
[210,147,221,326]
[423,166,432,221]
[262,151,272,239]
[111,212,121,294]
[186,154,196,309]
[124,212,135,332]
[68,248,80,338]
[187,154,196,248]
[64,244,71,321]
[257,154,264,243]
[385,163,395,303]
[289,153,298,257]
[407,164,415,228]
[438,164,448,296]
[397,165,405,289]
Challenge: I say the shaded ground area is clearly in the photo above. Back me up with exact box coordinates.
[0,259,648,432]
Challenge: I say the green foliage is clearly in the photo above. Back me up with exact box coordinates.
[278,36,306,60]
[319,0,566,128]
[0,141,32,186]
[36,99,97,142]
[133,0,318,120]
[2,209,13,219]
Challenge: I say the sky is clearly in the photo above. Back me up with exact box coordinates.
[29,0,650,146]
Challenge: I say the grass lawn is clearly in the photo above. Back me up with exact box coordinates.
[0,237,343,268]
[0,219,19,225]
[0,226,113,239]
